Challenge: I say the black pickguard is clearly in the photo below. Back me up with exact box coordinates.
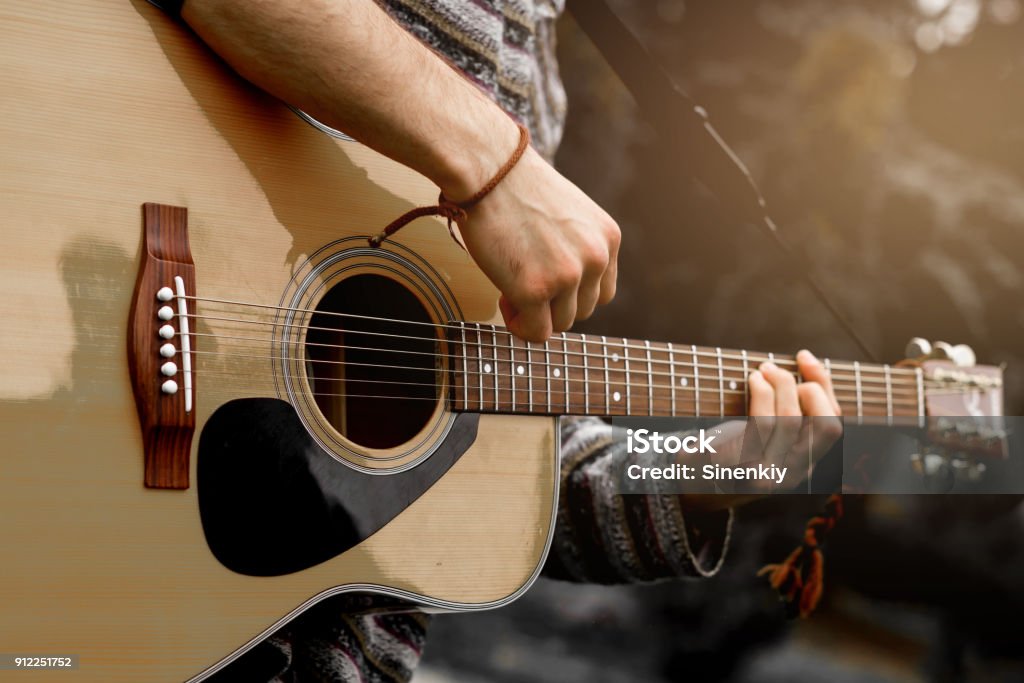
[197,399,479,576]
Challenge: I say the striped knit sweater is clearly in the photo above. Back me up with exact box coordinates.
[374,0,568,161]
[149,3,733,681]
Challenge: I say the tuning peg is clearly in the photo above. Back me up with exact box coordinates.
[905,337,932,359]
[951,344,976,367]
[931,341,955,360]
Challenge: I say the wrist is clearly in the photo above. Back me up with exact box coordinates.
[432,114,523,204]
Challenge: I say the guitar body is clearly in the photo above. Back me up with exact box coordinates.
[0,1,557,680]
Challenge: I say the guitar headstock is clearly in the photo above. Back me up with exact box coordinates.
[900,338,1008,486]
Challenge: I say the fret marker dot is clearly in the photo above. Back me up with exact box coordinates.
[612,353,620,363]
[483,363,492,373]
[553,369,561,378]
[516,365,525,375]
[680,377,688,387]
[729,380,737,390]
[613,391,621,402]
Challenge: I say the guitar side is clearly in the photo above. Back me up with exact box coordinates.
[0,2,557,680]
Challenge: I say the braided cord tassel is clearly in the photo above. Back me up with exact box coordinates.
[758,493,843,618]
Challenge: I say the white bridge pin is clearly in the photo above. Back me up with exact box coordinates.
[157,305,175,321]
[161,379,179,395]
[159,343,176,358]
[161,361,178,377]
[156,286,174,302]
[158,324,175,340]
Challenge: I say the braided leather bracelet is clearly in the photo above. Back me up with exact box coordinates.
[368,122,531,248]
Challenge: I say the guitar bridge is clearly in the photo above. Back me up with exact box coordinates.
[127,203,196,489]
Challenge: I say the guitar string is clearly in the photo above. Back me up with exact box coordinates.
[178,338,940,401]
[183,352,929,408]
[178,312,932,392]
[174,382,939,417]
[192,367,925,405]
[189,368,923,410]
[177,362,983,412]
[181,295,922,377]
[181,329,930,397]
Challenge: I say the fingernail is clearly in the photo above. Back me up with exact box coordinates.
[760,362,776,372]
[798,349,817,363]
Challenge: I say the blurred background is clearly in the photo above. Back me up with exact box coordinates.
[418,0,1024,681]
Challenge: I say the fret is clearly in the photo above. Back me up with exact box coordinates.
[741,349,750,407]
[460,322,469,410]
[562,334,570,413]
[692,344,701,417]
[916,366,925,426]
[883,365,893,424]
[667,342,676,416]
[490,326,499,410]
[509,333,516,412]
[473,324,484,410]
[544,339,552,414]
[581,333,590,415]
[645,341,653,416]
[622,337,631,415]
[716,346,725,416]
[598,335,606,413]
[527,343,533,413]
[853,360,863,418]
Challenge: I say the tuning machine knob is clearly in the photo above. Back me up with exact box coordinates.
[904,338,976,367]
[905,337,931,359]
[951,344,976,367]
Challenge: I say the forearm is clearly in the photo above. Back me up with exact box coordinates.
[180,0,519,201]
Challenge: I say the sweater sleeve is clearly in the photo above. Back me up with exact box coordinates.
[542,416,733,584]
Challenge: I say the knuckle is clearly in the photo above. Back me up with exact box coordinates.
[604,218,621,247]
[552,262,583,290]
[582,240,609,272]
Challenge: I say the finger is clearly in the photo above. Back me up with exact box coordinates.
[598,226,619,305]
[797,383,844,460]
[747,370,776,458]
[748,370,774,416]
[796,349,841,415]
[575,270,602,322]
[550,287,578,333]
[499,295,552,342]
[797,380,836,417]
[758,361,801,465]
[760,362,800,416]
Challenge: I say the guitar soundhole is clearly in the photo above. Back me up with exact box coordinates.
[305,274,439,449]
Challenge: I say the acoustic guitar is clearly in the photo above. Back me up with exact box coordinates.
[0,1,1006,680]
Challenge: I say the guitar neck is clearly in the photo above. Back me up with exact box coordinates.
[448,323,924,419]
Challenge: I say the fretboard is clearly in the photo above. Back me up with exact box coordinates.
[447,323,924,419]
